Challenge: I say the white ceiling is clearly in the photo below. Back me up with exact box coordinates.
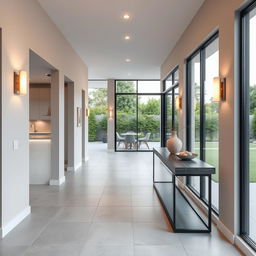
[38,0,205,79]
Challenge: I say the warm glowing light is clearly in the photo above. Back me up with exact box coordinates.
[175,96,182,110]
[123,14,130,20]
[213,77,226,102]
[14,70,27,95]
[124,35,131,40]
[108,107,113,119]
[125,58,131,63]
[85,108,90,117]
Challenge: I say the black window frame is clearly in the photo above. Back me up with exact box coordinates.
[240,0,256,251]
[186,31,219,214]
[114,79,161,152]
[161,66,179,146]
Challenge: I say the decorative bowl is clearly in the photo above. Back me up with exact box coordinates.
[176,152,198,161]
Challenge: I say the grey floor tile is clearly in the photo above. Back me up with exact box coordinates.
[133,222,180,245]
[178,231,242,256]
[0,245,28,256]
[33,222,91,246]
[24,244,83,256]
[134,245,188,256]
[99,195,132,206]
[1,143,242,256]
[80,246,134,256]
[0,207,60,246]
[132,207,166,223]
[85,223,133,246]
[94,207,132,223]
[55,207,96,222]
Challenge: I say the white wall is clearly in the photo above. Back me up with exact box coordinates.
[0,0,88,235]
[161,0,244,237]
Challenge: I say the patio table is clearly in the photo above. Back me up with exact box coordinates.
[121,132,141,149]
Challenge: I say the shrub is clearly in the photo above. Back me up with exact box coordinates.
[88,110,97,141]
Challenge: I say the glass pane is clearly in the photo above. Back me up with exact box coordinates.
[138,95,161,150]
[165,75,173,91]
[165,91,173,140]
[249,8,256,243]
[190,53,201,193]
[138,81,161,93]
[174,86,179,134]
[174,70,179,84]
[204,38,219,211]
[116,95,137,151]
[116,81,136,93]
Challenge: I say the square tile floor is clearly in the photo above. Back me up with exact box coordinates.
[0,142,243,255]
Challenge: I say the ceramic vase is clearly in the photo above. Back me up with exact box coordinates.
[166,130,182,154]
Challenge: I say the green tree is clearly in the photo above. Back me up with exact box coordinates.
[116,81,136,113]
[88,110,97,141]
[252,109,256,139]
[250,85,256,114]
[89,88,107,115]
[139,98,160,115]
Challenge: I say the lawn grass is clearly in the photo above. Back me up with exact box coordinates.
[195,142,256,182]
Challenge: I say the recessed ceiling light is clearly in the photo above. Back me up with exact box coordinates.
[123,14,130,20]
[124,35,131,40]
[125,58,131,63]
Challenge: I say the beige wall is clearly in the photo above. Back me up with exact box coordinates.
[0,0,88,233]
[107,79,115,151]
[161,0,244,234]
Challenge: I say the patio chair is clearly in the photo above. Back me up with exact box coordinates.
[138,133,151,149]
[125,135,136,149]
[116,132,125,148]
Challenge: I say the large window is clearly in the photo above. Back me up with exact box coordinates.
[186,33,220,212]
[115,80,161,151]
[163,67,179,143]
[240,2,256,249]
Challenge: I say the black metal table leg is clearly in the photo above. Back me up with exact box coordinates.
[208,174,212,232]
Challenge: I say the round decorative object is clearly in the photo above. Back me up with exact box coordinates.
[166,130,182,154]
[176,152,198,161]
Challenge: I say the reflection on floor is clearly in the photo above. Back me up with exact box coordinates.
[0,142,242,255]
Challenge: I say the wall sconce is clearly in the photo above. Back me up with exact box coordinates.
[85,108,90,117]
[175,96,182,110]
[108,107,113,119]
[14,70,27,95]
[213,77,226,102]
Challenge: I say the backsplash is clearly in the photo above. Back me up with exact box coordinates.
[29,120,51,133]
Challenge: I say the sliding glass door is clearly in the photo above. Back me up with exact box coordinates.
[186,33,220,212]
[115,80,161,151]
[240,2,256,249]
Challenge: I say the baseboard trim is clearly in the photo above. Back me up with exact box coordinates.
[217,221,235,244]
[67,166,75,172]
[83,157,89,162]
[235,236,256,256]
[75,162,82,170]
[49,176,65,186]
[1,206,31,237]
[66,162,82,172]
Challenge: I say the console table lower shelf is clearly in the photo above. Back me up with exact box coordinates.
[153,147,215,233]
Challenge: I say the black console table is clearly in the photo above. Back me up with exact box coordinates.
[153,147,215,233]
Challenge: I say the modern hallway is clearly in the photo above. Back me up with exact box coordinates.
[0,143,241,256]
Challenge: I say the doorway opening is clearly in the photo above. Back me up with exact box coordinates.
[88,80,108,151]
[29,50,56,185]
[64,77,75,171]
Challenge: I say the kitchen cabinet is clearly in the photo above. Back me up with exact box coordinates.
[29,87,51,120]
